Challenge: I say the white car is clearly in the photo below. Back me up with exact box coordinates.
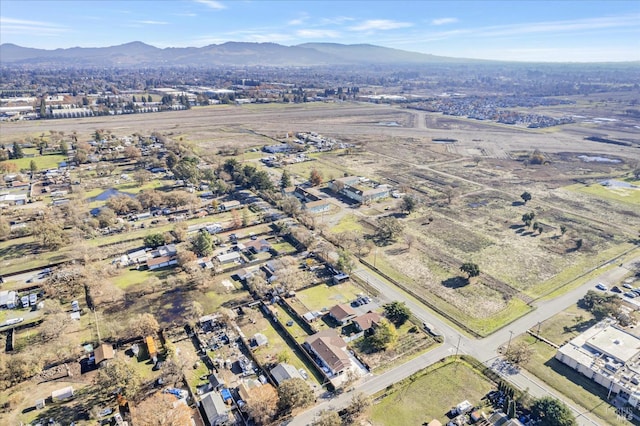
[298,368,309,380]
[596,283,608,291]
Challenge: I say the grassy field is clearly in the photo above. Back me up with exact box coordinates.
[564,181,640,206]
[329,214,366,234]
[534,304,597,346]
[294,282,363,312]
[5,149,66,171]
[514,334,620,426]
[370,358,494,426]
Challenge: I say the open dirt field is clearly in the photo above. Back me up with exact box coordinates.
[2,101,638,334]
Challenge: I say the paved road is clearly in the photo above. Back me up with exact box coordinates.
[290,250,639,425]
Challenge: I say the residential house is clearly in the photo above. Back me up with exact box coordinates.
[94,343,115,366]
[353,312,383,333]
[234,268,255,281]
[328,304,357,325]
[0,193,27,206]
[147,255,178,270]
[243,239,272,254]
[303,199,330,213]
[149,244,177,258]
[270,363,302,385]
[216,252,241,264]
[304,329,352,376]
[328,175,390,203]
[293,186,321,203]
[127,248,148,265]
[200,391,230,426]
[218,200,241,211]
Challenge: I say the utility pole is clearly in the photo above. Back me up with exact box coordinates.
[506,330,514,353]
[537,322,542,341]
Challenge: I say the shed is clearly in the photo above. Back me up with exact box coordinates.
[51,386,74,401]
[146,335,157,358]
[94,343,115,365]
[253,333,268,347]
[270,363,302,385]
[200,391,229,425]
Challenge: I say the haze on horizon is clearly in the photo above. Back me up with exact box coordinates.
[1,0,639,63]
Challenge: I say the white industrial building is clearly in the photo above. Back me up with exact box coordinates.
[556,320,640,406]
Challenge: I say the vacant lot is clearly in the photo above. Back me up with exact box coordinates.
[370,358,494,426]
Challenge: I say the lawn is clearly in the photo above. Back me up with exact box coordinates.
[534,304,597,347]
[238,307,322,386]
[287,155,351,183]
[370,359,494,426]
[295,282,362,312]
[329,214,365,234]
[111,267,175,290]
[5,150,67,172]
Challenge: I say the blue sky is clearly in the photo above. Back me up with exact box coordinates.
[1,1,639,62]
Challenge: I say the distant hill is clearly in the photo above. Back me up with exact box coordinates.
[0,41,477,68]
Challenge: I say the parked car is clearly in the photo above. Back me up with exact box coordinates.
[624,283,634,289]
[298,368,309,380]
[611,286,622,293]
[624,292,636,299]
[596,283,608,291]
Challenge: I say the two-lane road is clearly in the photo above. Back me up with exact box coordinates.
[289,251,639,425]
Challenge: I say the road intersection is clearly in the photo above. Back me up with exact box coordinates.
[290,250,639,425]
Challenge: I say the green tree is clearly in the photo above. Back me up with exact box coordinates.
[578,290,621,320]
[375,216,404,244]
[531,397,576,426]
[172,158,201,184]
[223,158,240,175]
[277,378,314,412]
[250,170,274,191]
[400,195,417,214]
[521,191,532,204]
[367,318,398,351]
[383,301,411,326]
[336,249,354,274]
[460,262,480,279]
[12,141,24,159]
[522,212,535,227]
[191,230,214,257]
[560,225,567,236]
[97,358,142,400]
[144,233,166,249]
[29,160,38,175]
[280,169,291,189]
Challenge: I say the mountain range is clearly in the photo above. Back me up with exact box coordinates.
[0,41,478,67]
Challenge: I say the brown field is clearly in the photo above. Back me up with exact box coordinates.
[2,100,638,334]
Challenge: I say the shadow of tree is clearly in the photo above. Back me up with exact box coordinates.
[442,276,469,289]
